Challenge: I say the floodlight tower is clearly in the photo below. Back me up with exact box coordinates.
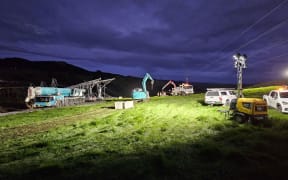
[233,53,247,98]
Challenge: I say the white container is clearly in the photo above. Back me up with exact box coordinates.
[114,101,134,109]
[123,101,134,109]
[114,101,124,109]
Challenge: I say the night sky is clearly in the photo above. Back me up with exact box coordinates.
[0,0,288,84]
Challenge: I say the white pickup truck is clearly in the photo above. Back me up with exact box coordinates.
[263,89,288,113]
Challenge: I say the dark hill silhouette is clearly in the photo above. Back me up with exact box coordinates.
[0,58,94,86]
[0,57,237,96]
[1,57,287,113]
[0,57,242,112]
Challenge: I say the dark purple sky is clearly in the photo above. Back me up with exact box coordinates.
[0,0,288,84]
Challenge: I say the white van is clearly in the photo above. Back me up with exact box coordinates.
[204,89,237,105]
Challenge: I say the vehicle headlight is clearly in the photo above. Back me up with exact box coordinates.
[282,101,288,105]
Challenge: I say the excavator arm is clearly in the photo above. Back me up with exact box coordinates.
[132,73,154,100]
[142,73,154,93]
[161,80,176,91]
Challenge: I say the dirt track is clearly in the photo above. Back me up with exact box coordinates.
[0,108,114,141]
[0,108,34,116]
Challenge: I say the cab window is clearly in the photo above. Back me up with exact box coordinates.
[220,92,227,95]
[242,102,251,109]
[36,97,53,102]
[280,92,288,98]
[271,92,277,98]
[255,106,267,112]
[229,91,236,95]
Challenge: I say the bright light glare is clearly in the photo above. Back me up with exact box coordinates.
[239,56,246,61]
[284,69,288,77]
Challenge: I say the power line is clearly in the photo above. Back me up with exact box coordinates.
[264,51,288,62]
[247,38,288,58]
[247,51,288,67]
[262,38,288,50]
[0,44,69,59]
[202,0,288,70]
[239,0,288,36]
[202,17,288,71]
[234,17,288,52]
[217,0,288,53]
[0,44,92,62]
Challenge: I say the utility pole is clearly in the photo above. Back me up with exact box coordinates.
[233,53,247,98]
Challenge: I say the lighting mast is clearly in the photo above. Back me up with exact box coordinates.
[233,53,247,98]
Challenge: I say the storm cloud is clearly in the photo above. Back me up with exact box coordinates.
[0,0,287,83]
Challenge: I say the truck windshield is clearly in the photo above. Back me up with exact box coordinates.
[133,88,143,92]
[206,91,219,96]
[229,91,236,95]
[280,92,288,98]
[35,96,53,102]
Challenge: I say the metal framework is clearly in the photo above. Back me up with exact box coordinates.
[50,78,58,87]
[233,53,247,98]
[68,78,115,99]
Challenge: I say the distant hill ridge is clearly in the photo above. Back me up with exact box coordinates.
[248,80,287,88]
[1,57,238,96]
[0,58,94,86]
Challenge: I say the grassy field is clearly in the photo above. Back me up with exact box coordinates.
[0,87,288,179]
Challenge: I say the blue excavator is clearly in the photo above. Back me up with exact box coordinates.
[132,73,154,100]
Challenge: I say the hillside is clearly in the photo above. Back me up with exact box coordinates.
[0,58,237,96]
[0,58,97,87]
[0,57,245,112]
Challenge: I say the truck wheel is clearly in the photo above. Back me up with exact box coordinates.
[277,104,282,112]
[225,99,230,106]
[25,100,34,109]
[235,115,244,123]
[247,117,256,125]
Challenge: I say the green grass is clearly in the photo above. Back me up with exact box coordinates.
[0,88,288,179]
[243,85,281,98]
